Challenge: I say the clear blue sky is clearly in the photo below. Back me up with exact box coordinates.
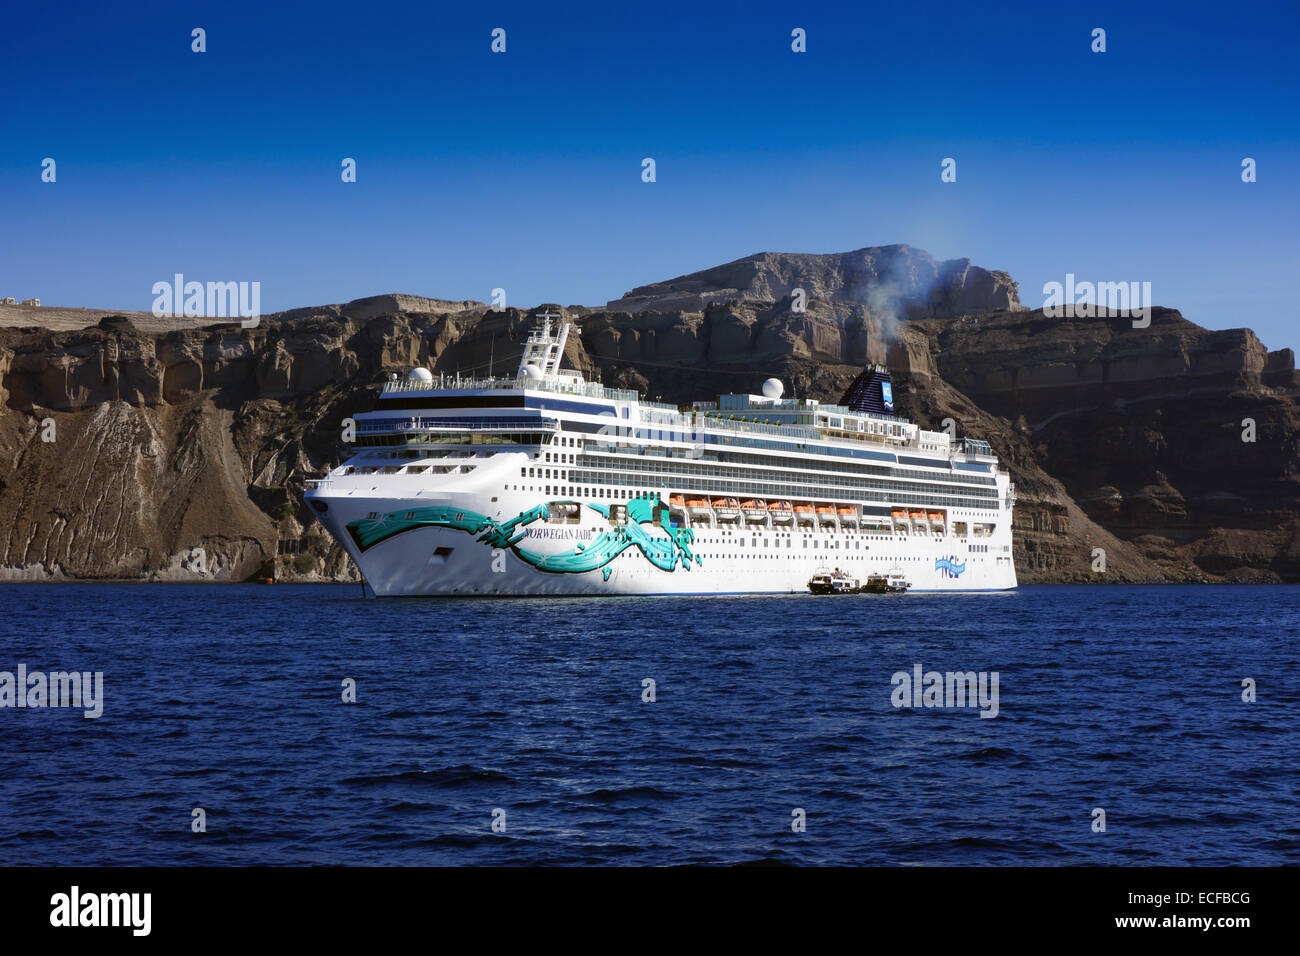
[2,0,1297,349]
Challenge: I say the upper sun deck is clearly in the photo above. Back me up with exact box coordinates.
[380,373,639,403]
[368,314,993,463]
[694,393,910,427]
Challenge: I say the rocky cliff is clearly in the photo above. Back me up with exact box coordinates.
[1,244,1295,584]
[606,245,1024,321]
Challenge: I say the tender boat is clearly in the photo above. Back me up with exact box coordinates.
[667,494,688,525]
[547,501,580,523]
[712,497,741,522]
[808,567,860,594]
[863,571,910,594]
[767,500,794,524]
[686,497,712,527]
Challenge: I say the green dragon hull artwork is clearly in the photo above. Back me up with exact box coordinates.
[345,496,699,580]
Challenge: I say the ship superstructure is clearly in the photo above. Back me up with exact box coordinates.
[304,314,1017,595]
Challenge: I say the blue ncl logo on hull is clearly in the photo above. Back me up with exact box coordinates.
[935,556,967,578]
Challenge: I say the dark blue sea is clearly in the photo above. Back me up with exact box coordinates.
[1,584,1297,866]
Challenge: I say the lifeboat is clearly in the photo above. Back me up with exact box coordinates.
[768,500,794,523]
[816,505,838,526]
[837,505,858,527]
[713,497,741,521]
[741,498,769,522]
[668,494,685,508]
[890,508,909,521]
[794,502,817,526]
[686,497,712,516]
[928,510,945,531]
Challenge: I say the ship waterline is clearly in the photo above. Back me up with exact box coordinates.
[304,315,1017,595]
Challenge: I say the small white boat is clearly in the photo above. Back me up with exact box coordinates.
[863,571,910,594]
[808,567,860,595]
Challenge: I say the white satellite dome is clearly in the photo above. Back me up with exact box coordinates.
[761,378,784,399]
[407,367,433,383]
[521,363,544,381]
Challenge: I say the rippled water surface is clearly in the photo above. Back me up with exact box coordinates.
[1,584,1297,865]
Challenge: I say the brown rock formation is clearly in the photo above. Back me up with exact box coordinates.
[607,244,1024,321]
[915,307,1300,580]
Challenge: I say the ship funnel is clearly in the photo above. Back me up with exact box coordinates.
[838,363,895,415]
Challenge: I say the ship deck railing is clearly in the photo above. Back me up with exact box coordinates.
[356,416,556,435]
[380,375,638,403]
[700,416,820,439]
[696,400,911,426]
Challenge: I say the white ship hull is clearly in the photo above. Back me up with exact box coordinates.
[307,470,1016,597]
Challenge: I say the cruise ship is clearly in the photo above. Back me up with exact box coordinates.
[304,314,1018,595]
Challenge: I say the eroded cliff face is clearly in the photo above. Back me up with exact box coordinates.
[916,308,1300,580]
[0,395,273,580]
[1,248,1295,584]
